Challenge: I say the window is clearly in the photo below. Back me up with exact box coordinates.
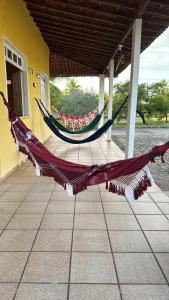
[4,38,29,117]
[40,73,48,109]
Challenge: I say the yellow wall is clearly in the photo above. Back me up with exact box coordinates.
[0,0,50,178]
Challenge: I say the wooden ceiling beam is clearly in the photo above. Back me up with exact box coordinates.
[34,15,125,36]
[36,22,122,43]
[27,0,133,23]
[73,0,138,11]
[41,29,120,49]
[49,51,107,65]
[49,47,106,68]
[44,34,114,54]
[27,3,128,29]
[49,44,108,63]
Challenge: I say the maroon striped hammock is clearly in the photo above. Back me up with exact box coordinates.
[1,92,169,202]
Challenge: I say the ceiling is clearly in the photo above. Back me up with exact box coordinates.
[25,0,169,77]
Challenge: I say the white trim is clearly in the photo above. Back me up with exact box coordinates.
[107,58,114,141]
[40,72,49,109]
[125,19,142,158]
[98,74,105,128]
[3,36,30,117]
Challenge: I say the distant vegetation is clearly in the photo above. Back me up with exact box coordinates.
[50,78,98,116]
[50,78,169,124]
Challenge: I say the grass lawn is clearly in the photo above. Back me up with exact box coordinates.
[104,116,169,128]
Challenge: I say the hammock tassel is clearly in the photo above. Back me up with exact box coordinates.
[35,163,41,176]
[66,183,74,197]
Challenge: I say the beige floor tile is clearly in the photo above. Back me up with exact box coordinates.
[106,214,140,230]
[147,184,161,193]
[0,283,17,300]
[131,202,162,214]
[137,215,169,230]
[135,193,153,202]
[8,183,34,192]
[33,230,72,251]
[0,202,21,213]
[145,231,169,252]
[35,176,55,183]
[76,192,101,202]
[41,214,73,229]
[15,283,67,300]
[98,183,108,192]
[32,184,55,192]
[0,230,36,251]
[7,214,43,229]
[24,191,51,202]
[51,191,75,201]
[0,252,28,282]
[109,230,150,252]
[22,252,70,283]
[149,192,169,202]
[16,202,48,213]
[73,230,110,252]
[103,202,133,214]
[157,203,169,214]
[11,177,37,184]
[75,202,103,214]
[71,253,117,283]
[0,213,13,229]
[69,284,121,300]
[46,201,74,213]
[0,191,27,202]
[121,285,169,300]
[114,253,165,284]
[100,192,126,202]
[87,185,99,191]
[74,214,106,230]
[156,253,169,281]
[0,183,11,192]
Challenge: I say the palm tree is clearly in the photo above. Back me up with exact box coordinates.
[64,78,81,94]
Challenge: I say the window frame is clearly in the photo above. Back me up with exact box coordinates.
[3,36,30,117]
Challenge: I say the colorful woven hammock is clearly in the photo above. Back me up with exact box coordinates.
[1,91,169,202]
[36,97,127,144]
[38,99,108,135]
[58,106,98,129]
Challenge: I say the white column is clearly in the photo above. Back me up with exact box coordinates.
[107,58,114,141]
[125,19,142,158]
[98,74,105,128]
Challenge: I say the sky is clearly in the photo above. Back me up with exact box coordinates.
[53,26,169,93]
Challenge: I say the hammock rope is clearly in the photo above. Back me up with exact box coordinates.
[36,96,128,144]
[38,99,108,134]
[1,91,169,202]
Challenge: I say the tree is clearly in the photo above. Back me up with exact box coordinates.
[56,90,98,116]
[64,78,81,94]
[147,80,169,122]
[50,83,62,113]
[136,83,149,124]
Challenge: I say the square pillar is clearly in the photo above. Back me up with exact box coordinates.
[125,19,142,158]
[98,74,105,128]
[107,58,114,141]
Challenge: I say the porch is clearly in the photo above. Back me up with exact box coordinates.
[0,135,169,299]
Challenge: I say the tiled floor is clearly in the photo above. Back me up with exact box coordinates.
[0,134,169,299]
